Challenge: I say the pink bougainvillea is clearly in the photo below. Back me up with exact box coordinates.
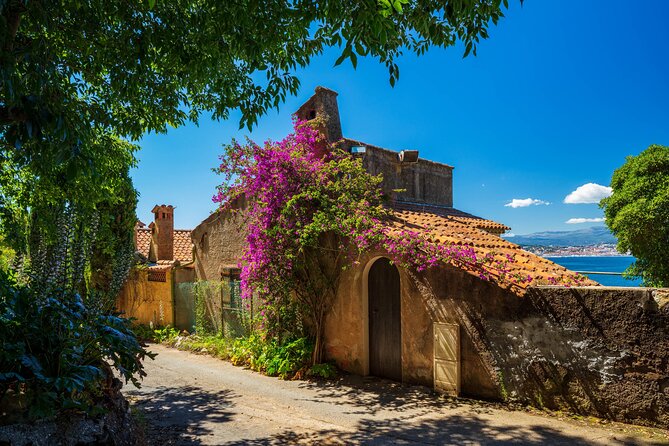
[213,119,540,360]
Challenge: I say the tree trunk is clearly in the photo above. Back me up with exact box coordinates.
[312,319,323,365]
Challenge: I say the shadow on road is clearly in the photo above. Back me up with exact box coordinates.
[126,385,236,445]
[297,374,492,417]
[226,413,651,445]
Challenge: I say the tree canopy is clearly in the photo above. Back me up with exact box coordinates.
[1,0,512,252]
[601,145,669,287]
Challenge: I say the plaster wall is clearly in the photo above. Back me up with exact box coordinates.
[117,269,174,327]
[324,256,669,427]
[323,254,500,399]
[191,210,246,282]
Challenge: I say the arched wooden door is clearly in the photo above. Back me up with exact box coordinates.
[368,258,402,381]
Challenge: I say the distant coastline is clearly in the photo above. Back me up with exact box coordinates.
[544,254,632,258]
[521,243,626,257]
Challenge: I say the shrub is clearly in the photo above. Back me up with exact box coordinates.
[229,335,314,379]
[0,271,153,420]
[308,363,338,379]
[153,326,181,345]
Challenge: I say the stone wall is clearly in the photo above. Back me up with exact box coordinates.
[340,142,454,207]
[191,210,246,282]
[518,286,669,426]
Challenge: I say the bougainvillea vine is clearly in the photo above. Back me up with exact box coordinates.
[213,119,582,363]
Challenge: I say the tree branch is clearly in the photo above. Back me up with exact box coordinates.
[2,0,27,53]
[0,105,29,126]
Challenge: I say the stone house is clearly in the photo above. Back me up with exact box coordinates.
[192,87,669,426]
[117,205,196,329]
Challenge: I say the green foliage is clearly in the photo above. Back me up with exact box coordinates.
[175,335,233,360]
[1,0,510,140]
[308,363,338,379]
[0,236,14,271]
[601,145,669,286]
[230,335,314,379]
[0,204,152,421]
[131,323,159,343]
[192,280,224,335]
[497,371,509,401]
[153,326,181,345]
[0,270,154,420]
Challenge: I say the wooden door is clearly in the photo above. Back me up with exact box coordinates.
[433,323,460,396]
[368,258,402,381]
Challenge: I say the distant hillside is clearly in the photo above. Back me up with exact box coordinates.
[504,226,616,247]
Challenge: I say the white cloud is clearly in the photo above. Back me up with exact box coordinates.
[565,217,605,224]
[564,183,612,204]
[502,233,516,238]
[504,198,550,208]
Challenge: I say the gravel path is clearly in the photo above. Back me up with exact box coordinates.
[124,344,668,445]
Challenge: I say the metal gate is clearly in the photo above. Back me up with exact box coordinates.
[174,282,196,332]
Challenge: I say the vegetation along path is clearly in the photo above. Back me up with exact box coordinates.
[126,344,668,445]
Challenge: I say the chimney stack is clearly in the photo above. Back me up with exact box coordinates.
[294,86,343,144]
[151,205,174,261]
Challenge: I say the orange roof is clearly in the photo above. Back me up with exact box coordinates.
[390,208,598,294]
[174,229,193,263]
[136,228,152,258]
[133,226,193,264]
[391,201,510,235]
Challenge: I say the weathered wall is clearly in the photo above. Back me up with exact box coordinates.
[517,287,669,426]
[174,266,196,284]
[294,86,342,143]
[324,253,502,399]
[117,269,174,327]
[340,143,454,207]
[324,255,669,427]
[191,210,246,282]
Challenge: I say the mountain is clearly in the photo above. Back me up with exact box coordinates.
[503,226,616,247]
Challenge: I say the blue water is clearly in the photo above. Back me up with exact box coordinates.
[545,256,643,287]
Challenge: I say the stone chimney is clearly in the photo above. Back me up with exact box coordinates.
[150,205,174,261]
[294,86,343,144]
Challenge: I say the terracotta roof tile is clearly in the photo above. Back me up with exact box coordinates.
[136,228,151,258]
[391,201,511,234]
[174,229,193,263]
[390,208,598,294]
[133,227,193,263]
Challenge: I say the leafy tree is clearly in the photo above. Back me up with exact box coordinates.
[601,145,669,287]
[1,0,512,263]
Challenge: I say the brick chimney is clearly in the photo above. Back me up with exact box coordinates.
[150,205,174,261]
[294,86,343,145]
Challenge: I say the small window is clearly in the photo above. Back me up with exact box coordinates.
[308,109,317,120]
[148,270,167,282]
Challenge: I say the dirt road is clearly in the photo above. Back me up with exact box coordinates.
[124,344,668,445]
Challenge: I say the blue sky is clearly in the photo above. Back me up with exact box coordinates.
[132,0,669,235]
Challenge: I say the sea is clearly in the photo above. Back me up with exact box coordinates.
[545,256,643,287]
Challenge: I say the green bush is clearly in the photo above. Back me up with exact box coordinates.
[131,323,159,342]
[229,335,314,379]
[308,363,338,379]
[177,335,233,359]
[153,326,181,345]
[0,271,153,420]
